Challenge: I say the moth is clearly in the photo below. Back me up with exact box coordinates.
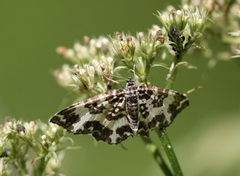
[50,78,189,144]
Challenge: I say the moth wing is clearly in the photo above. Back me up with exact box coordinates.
[137,85,189,137]
[50,89,133,144]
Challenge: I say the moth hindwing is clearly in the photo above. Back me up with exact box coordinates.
[50,78,189,144]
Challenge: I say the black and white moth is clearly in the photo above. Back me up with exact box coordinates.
[50,78,189,144]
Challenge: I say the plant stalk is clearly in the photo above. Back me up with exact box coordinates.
[157,54,184,176]
[156,129,183,176]
[141,136,173,176]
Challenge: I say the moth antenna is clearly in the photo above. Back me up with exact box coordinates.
[101,73,125,89]
[129,65,139,82]
[183,86,204,96]
[95,71,128,81]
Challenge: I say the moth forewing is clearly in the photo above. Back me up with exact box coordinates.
[50,78,189,144]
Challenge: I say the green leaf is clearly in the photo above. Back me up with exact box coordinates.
[195,32,203,39]
[50,151,58,163]
[151,63,169,70]
[62,137,75,146]
[174,61,197,70]
[96,82,106,93]
[114,66,128,72]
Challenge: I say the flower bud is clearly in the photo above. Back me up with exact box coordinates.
[65,49,75,58]
[5,116,13,122]
[29,121,35,128]
[41,135,46,141]
[102,38,109,45]
[52,127,57,134]
[100,63,107,72]
[74,64,80,70]
[89,66,95,74]
[56,46,68,55]
[127,36,132,43]
[80,69,86,75]
[95,41,102,48]
[116,32,122,41]
[74,43,82,52]
[107,57,113,66]
[84,36,90,46]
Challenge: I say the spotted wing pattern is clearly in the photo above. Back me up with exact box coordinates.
[50,79,189,145]
[137,85,189,137]
[50,89,134,144]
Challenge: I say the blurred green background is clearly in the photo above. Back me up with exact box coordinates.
[1,1,240,176]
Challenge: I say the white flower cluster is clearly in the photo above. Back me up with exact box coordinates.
[54,26,165,97]
[0,117,68,175]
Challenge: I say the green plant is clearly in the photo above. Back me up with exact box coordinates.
[1,1,240,175]
[0,117,75,176]
[52,7,208,176]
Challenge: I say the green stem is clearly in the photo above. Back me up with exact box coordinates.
[140,51,184,175]
[166,55,181,90]
[141,137,173,176]
[10,137,29,176]
[32,152,48,176]
[35,153,53,176]
[158,54,184,176]
[165,76,175,90]
[156,129,183,176]
[11,160,26,176]
[36,157,47,176]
